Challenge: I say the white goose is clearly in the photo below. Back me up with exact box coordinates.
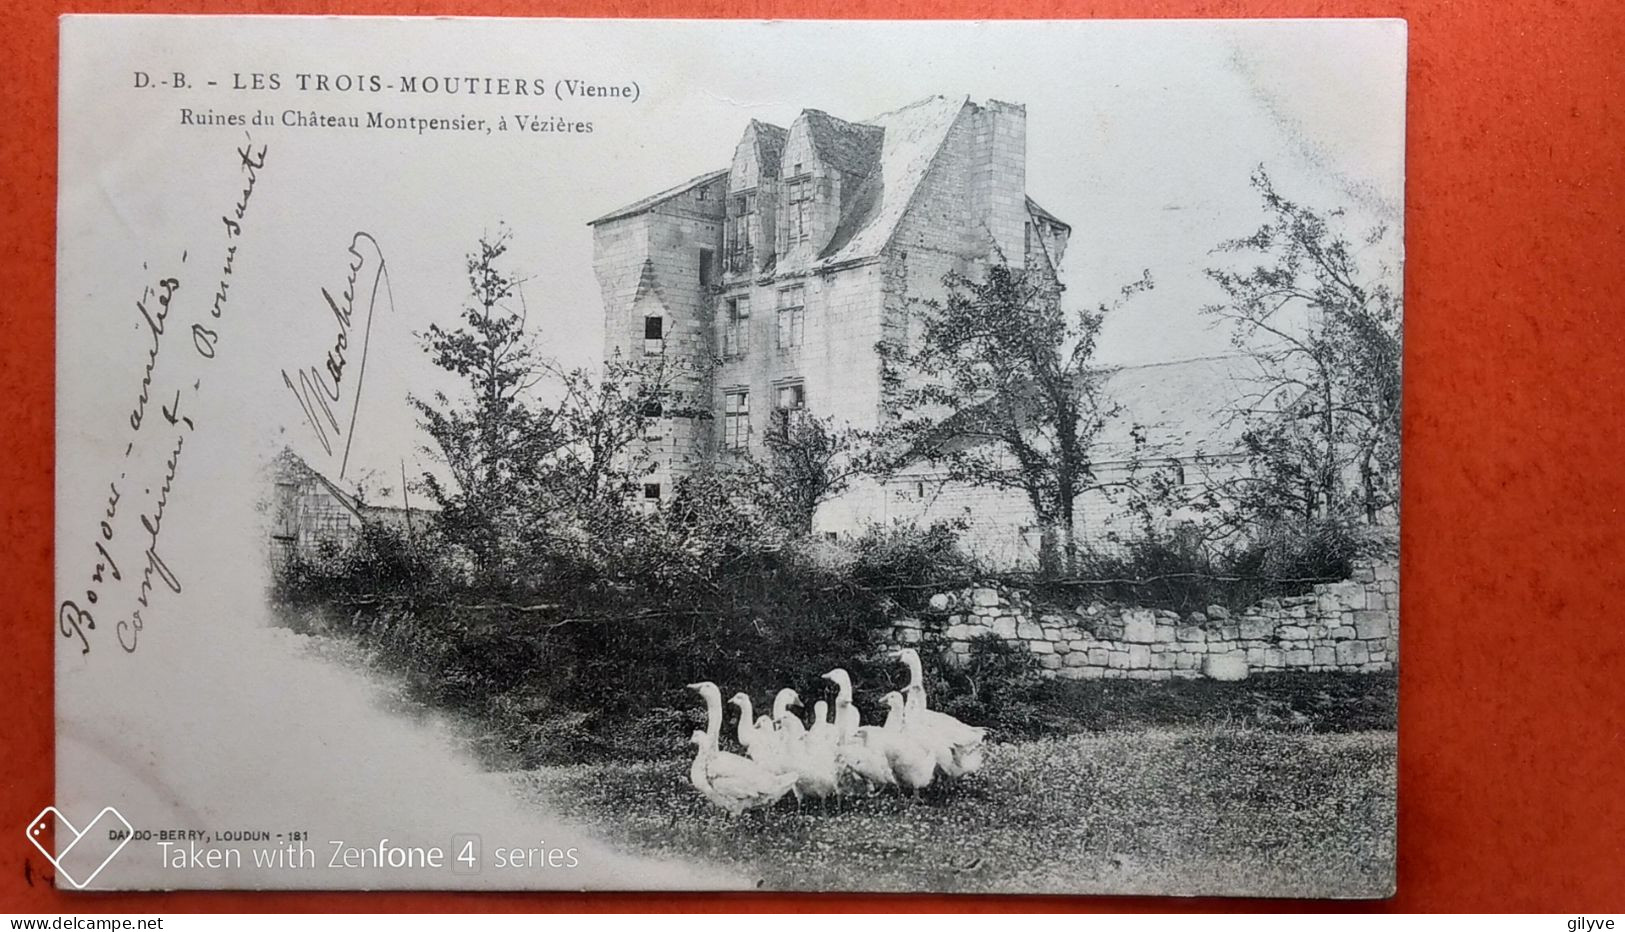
[896,647,986,778]
[729,692,788,768]
[771,688,801,731]
[685,682,798,817]
[729,692,769,752]
[820,668,897,793]
[879,690,938,798]
[773,688,839,805]
[807,700,838,754]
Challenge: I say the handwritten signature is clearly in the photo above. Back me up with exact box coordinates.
[281,232,391,478]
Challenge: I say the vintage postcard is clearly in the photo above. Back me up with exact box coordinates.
[54,15,1405,895]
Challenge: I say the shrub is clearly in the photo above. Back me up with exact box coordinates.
[271,522,440,607]
[272,527,924,765]
[909,635,1053,738]
[1026,518,1361,613]
[269,501,1371,764]
[847,519,978,612]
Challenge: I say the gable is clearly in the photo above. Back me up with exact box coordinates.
[816,95,969,266]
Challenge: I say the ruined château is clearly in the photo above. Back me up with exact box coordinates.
[589,95,1255,564]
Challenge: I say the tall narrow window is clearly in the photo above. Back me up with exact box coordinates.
[728,191,756,273]
[698,248,714,289]
[776,285,805,350]
[785,177,812,243]
[643,316,664,356]
[723,390,749,451]
[724,296,750,358]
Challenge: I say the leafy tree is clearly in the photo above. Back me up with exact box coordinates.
[412,228,556,575]
[876,263,1153,576]
[760,412,869,537]
[1204,169,1402,529]
[538,354,688,516]
[413,229,715,584]
[517,353,711,579]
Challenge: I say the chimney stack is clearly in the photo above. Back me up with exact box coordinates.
[973,100,1028,266]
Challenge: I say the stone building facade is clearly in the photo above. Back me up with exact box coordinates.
[589,95,1071,516]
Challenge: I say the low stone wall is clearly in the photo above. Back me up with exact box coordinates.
[895,560,1398,681]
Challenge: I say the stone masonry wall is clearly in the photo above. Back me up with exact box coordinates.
[894,559,1398,681]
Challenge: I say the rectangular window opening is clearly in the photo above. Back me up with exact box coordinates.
[643,483,662,501]
[773,382,806,438]
[728,192,756,273]
[786,178,812,243]
[723,390,750,451]
[724,296,751,358]
[643,315,665,357]
[776,285,805,351]
[775,382,806,411]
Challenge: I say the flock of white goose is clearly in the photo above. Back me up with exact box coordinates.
[685,647,987,817]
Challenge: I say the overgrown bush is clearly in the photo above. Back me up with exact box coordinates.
[847,519,978,612]
[270,505,1370,765]
[271,522,440,607]
[1026,518,1361,613]
[272,522,930,766]
[919,634,1053,738]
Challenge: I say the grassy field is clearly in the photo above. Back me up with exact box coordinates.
[510,726,1396,897]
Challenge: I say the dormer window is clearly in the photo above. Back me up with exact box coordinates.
[785,177,812,243]
[727,191,756,273]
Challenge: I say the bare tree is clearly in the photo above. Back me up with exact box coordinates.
[1204,169,1402,529]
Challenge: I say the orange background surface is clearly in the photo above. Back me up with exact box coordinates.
[2,0,1622,914]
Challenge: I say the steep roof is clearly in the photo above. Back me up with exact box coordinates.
[591,96,1061,269]
[752,121,788,177]
[1093,354,1274,462]
[272,448,440,515]
[1026,196,1070,231]
[587,169,729,226]
[800,110,885,178]
[817,95,969,266]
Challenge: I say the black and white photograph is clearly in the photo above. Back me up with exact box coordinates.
[53,15,1404,896]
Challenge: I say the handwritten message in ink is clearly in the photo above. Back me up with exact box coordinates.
[59,134,269,655]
